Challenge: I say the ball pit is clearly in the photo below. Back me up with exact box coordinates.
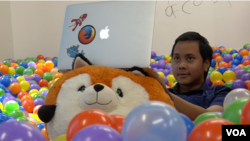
[1,45,250,141]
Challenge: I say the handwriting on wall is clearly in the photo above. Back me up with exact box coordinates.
[165,0,232,18]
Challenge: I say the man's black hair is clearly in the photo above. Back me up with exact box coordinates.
[171,31,213,80]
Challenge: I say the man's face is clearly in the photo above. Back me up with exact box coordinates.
[171,41,209,86]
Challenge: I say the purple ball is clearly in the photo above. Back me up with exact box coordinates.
[164,77,168,85]
[23,76,31,81]
[158,68,164,72]
[28,61,36,68]
[150,62,158,68]
[166,65,172,70]
[232,79,246,89]
[162,69,170,76]
[151,51,156,59]
[30,84,40,90]
[231,66,241,72]
[242,73,250,81]
[223,54,232,63]
[242,56,250,62]
[206,75,212,86]
[236,69,248,79]
[27,81,33,85]
[153,68,158,72]
[247,46,250,51]
[10,78,19,84]
[3,96,17,105]
[31,74,41,84]
[34,98,45,106]
[214,112,222,116]
[5,93,12,97]
[40,90,48,98]
[21,110,29,118]
[158,60,166,69]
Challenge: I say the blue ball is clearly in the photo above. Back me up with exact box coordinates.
[210,59,216,67]
[0,77,11,87]
[52,60,57,67]
[0,95,6,103]
[0,108,2,113]
[2,74,11,79]
[218,60,225,65]
[160,55,166,60]
[8,116,16,120]
[37,123,45,130]
[0,113,9,124]
[19,106,25,111]
[154,56,161,61]
[230,50,238,55]
[0,71,2,77]
[13,74,21,78]
[213,49,222,54]
[221,53,226,58]
[232,59,241,66]
[0,84,5,91]
[219,46,225,48]
[230,65,237,69]
[179,113,195,139]
[4,88,12,95]
[234,54,243,61]
[217,67,227,75]
[17,100,21,105]
[19,62,28,69]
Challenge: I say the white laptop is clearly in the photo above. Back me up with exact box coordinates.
[57,1,156,70]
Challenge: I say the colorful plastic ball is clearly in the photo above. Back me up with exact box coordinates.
[242,73,250,81]
[15,66,25,75]
[212,80,224,87]
[23,68,33,76]
[40,91,48,98]
[232,53,238,58]
[38,79,48,87]
[9,82,22,94]
[40,66,50,73]
[34,69,44,77]
[215,56,223,63]
[34,98,45,107]
[31,74,42,84]
[240,49,249,57]
[0,88,5,96]
[4,100,19,115]
[20,81,30,92]
[212,46,219,51]
[229,49,238,55]
[36,63,44,70]
[216,67,227,75]
[243,44,249,49]
[150,62,157,68]
[10,109,25,118]
[28,61,36,68]
[232,79,246,89]
[27,66,35,73]
[52,60,58,67]
[210,71,222,83]
[210,59,216,67]
[44,61,54,70]
[0,113,9,123]
[19,62,28,69]
[231,59,241,66]
[8,67,15,75]
[222,70,236,82]
[234,54,243,61]
[213,49,222,54]
[37,55,45,60]
[29,113,41,123]
[0,77,11,87]
[3,60,11,67]
[224,81,233,89]
[42,72,53,82]
[212,53,220,59]
[30,84,40,91]
[167,74,175,84]
[0,65,9,75]
[29,89,39,95]
[33,94,45,100]
[22,99,35,113]
[193,112,222,126]
[223,54,232,63]
[236,69,248,79]
[54,73,63,79]
[33,105,42,114]
[243,60,250,66]
[157,72,165,78]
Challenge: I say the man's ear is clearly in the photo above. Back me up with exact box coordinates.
[203,58,210,72]
[72,53,92,70]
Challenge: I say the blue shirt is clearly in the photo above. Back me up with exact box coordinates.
[168,82,231,108]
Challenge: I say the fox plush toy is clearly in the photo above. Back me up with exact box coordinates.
[38,54,174,140]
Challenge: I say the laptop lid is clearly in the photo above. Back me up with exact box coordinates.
[57,1,156,70]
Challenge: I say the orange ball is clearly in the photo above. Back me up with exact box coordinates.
[212,46,219,51]
[44,61,54,70]
[0,65,9,75]
[220,48,226,52]
[54,73,63,79]
[40,66,50,73]
[36,63,44,69]
[48,80,55,87]
[18,91,29,99]
[212,53,221,59]
[165,60,169,64]
[222,63,230,69]
[21,95,34,104]
[37,55,44,60]
[0,62,3,66]
[39,79,48,87]
[22,99,35,113]
[238,64,245,68]
[243,60,250,66]
[9,82,22,94]
[240,49,249,56]
[212,80,225,87]
[34,69,44,77]
[214,66,219,71]
[215,56,223,63]
[244,80,250,87]
[218,61,226,67]
[228,61,232,66]
[27,121,37,127]
[247,82,250,91]
[45,57,52,61]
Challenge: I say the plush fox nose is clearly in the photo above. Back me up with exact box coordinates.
[94,84,104,92]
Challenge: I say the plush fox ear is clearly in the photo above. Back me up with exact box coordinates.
[126,67,149,77]
[72,53,92,70]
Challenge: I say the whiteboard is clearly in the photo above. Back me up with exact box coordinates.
[152,1,250,56]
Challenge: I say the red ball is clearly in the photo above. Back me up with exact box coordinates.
[40,66,50,73]
[37,55,44,60]
[243,60,250,66]
[38,79,48,87]
[18,91,28,99]
[241,99,250,124]
[212,53,221,59]
[22,99,35,113]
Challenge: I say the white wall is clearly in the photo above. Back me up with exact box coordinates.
[9,1,94,60]
[1,1,250,60]
[0,1,14,61]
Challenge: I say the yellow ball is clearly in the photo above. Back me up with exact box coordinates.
[29,89,39,95]
[232,53,238,58]
[227,48,234,54]
[8,67,16,74]
[31,93,39,97]
[16,76,25,83]
[29,113,41,123]
[167,74,175,83]
[38,59,45,63]
[0,102,3,111]
[50,68,59,76]
[172,82,177,88]
[20,81,30,91]
[39,87,48,93]
[53,134,67,141]
[223,70,236,82]
[165,55,171,61]
[210,71,223,83]
[150,59,156,63]
[54,78,59,81]
[157,72,165,77]
[249,51,250,55]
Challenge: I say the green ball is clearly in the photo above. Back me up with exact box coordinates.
[28,66,36,73]
[194,112,222,126]
[173,79,177,83]
[170,58,172,63]
[49,84,54,90]
[242,66,250,71]
[10,109,25,118]
[43,72,53,82]
[31,57,37,63]
[0,88,5,96]
[223,97,249,124]
[31,80,37,84]
[23,68,33,76]
[208,70,213,75]
[33,94,45,100]
[3,60,11,67]
[16,66,25,75]
[16,59,23,64]
[25,59,32,64]
[209,67,214,72]
[243,44,249,49]
[8,73,14,78]
[4,101,19,115]
[54,58,58,62]
[224,81,233,89]
[222,51,228,55]
[16,117,29,122]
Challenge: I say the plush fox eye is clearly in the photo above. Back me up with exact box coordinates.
[116,88,123,98]
[78,85,86,92]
